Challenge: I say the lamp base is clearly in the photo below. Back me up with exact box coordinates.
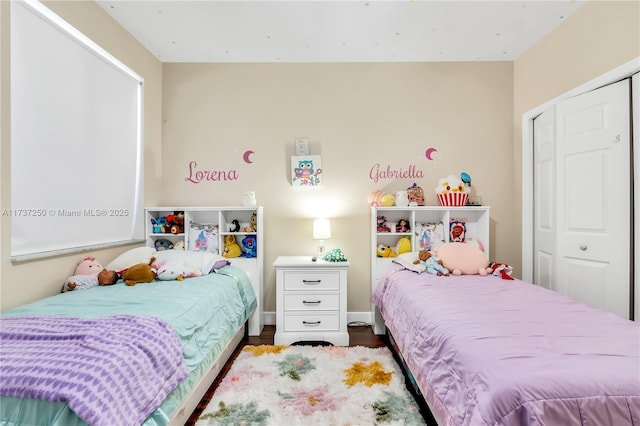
[317,239,326,257]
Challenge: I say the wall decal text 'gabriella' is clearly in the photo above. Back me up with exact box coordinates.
[369,163,424,184]
[185,161,239,183]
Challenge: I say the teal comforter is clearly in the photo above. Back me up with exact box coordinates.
[0,266,256,426]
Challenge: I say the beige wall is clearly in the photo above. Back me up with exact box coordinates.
[161,62,514,312]
[513,0,640,275]
[0,1,163,310]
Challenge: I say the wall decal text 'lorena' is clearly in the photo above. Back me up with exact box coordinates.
[185,161,239,183]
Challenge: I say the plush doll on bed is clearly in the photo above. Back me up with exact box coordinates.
[435,242,492,276]
[74,256,104,276]
[120,257,157,286]
[62,269,119,292]
[413,250,449,276]
[155,261,201,281]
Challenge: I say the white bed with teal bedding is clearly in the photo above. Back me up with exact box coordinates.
[0,264,257,426]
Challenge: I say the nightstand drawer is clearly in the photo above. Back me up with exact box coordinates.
[284,293,339,311]
[283,271,339,290]
[283,312,340,332]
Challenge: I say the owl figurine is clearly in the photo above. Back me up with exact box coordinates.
[242,190,257,207]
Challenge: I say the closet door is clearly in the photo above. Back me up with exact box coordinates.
[532,108,556,290]
[555,79,631,319]
[633,72,639,321]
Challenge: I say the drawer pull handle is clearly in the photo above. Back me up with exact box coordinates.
[302,279,321,284]
[303,320,321,326]
[303,300,321,305]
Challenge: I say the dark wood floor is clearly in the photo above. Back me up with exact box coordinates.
[185,324,436,425]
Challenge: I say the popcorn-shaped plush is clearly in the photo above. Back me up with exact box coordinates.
[121,257,157,286]
[435,242,491,276]
[435,174,468,206]
[74,256,104,276]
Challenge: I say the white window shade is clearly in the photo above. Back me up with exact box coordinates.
[10,0,144,260]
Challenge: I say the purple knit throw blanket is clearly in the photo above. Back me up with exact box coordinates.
[0,315,188,426]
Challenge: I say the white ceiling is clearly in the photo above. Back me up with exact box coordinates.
[96,0,586,63]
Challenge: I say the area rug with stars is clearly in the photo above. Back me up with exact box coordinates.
[195,344,427,425]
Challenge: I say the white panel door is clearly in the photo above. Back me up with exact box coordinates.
[533,108,556,290]
[556,79,631,319]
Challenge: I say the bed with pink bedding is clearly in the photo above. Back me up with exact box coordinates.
[371,263,640,426]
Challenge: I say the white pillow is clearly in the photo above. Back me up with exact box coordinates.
[392,251,426,274]
[153,250,228,274]
[105,246,156,273]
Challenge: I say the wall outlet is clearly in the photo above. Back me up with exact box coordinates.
[295,138,309,155]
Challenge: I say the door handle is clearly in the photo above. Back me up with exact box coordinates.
[579,244,587,251]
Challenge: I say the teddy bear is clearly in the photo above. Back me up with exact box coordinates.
[413,250,449,276]
[166,211,185,234]
[223,235,242,258]
[241,213,258,232]
[121,257,157,286]
[435,242,492,276]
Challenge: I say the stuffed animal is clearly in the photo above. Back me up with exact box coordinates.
[368,190,384,207]
[167,211,185,234]
[241,235,257,258]
[173,240,185,250]
[229,219,241,232]
[490,262,514,280]
[155,239,174,251]
[377,216,391,232]
[62,269,119,292]
[241,213,257,232]
[380,193,395,207]
[376,244,397,258]
[396,236,412,255]
[223,235,242,258]
[74,256,104,276]
[435,242,492,276]
[121,257,157,286]
[155,261,201,281]
[151,217,171,233]
[413,250,449,276]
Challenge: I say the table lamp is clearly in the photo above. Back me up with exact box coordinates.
[313,218,331,257]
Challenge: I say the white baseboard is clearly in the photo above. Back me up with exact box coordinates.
[262,311,372,326]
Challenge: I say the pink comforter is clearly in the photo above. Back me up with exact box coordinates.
[371,264,640,426]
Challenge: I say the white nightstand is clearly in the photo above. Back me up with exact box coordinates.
[273,256,350,346]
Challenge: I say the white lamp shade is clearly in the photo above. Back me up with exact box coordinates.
[313,218,332,240]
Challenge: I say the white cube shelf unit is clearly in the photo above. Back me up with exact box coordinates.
[145,206,264,336]
[370,205,490,334]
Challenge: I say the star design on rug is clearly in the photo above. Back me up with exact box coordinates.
[343,360,393,387]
